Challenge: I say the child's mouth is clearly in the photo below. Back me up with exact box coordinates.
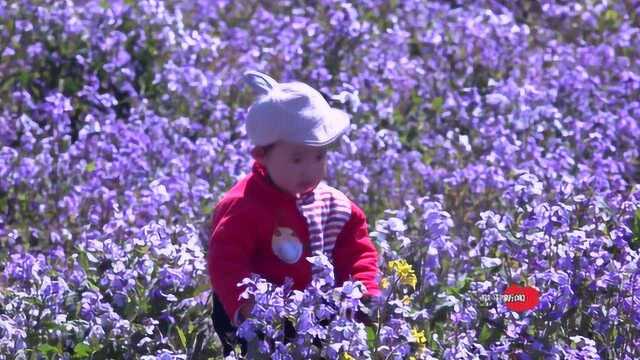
[299,182,314,190]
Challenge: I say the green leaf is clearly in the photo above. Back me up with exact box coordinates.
[599,9,621,30]
[431,97,444,113]
[135,245,150,255]
[78,250,90,272]
[86,277,100,292]
[64,77,84,95]
[37,343,61,356]
[630,208,640,251]
[41,320,63,331]
[411,90,422,106]
[17,192,28,202]
[191,281,211,298]
[366,326,376,352]
[19,71,31,87]
[124,296,138,320]
[421,149,432,165]
[478,324,491,343]
[135,282,151,314]
[604,9,619,23]
[447,275,471,296]
[73,342,92,358]
[478,323,501,345]
[392,108,405,126]
[176,326,187,350]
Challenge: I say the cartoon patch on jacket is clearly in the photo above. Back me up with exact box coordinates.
[271,227,303,264]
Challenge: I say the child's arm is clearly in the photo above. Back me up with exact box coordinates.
[332,202,382,298]
[207,200,258,326]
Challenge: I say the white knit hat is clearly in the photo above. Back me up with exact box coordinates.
[243,70,350,147]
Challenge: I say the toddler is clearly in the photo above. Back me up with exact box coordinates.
[207,70,381,355]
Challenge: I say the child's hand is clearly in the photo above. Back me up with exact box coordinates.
[355,307,375,327]
[355,294,380,327]
[237,300,255,325]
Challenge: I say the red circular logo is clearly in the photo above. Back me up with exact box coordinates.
[502,284,540,312]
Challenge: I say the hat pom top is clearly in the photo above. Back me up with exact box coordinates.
[243,70,279,95]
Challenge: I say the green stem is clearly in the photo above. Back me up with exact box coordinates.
[376,277,400,349]
[383,341,410,360]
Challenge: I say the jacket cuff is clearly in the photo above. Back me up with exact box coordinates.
[364,287,382,298]
[233,305,249,327]
[232,308,242,327]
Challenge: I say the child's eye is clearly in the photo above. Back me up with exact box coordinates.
[316,153,326,161]
[292,158,302,164]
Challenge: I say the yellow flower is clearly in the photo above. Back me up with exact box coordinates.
[341,353,356,360]
[381,277,390,289]
[388,259,417,289]
[402,295,412,305]
[411,328,427,346]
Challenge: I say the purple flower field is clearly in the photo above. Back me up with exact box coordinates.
[1,0,639,358]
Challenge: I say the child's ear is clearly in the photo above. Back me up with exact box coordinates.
[326,141,340,152]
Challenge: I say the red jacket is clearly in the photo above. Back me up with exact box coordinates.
[207,161,381,324]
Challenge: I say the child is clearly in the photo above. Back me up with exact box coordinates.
[207,70,381,355]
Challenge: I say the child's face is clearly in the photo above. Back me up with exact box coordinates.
[253,141,329,197]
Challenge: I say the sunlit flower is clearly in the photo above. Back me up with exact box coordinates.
[410,328,427,346]
[388,259,417,289]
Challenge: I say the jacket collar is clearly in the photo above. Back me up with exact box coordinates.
[250,161,315,203]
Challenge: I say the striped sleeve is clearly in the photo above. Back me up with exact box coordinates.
[332,202,381,297]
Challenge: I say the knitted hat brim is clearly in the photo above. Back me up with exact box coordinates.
[293,107,350,147]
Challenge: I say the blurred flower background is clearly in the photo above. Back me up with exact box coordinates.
[1,0,639,359]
